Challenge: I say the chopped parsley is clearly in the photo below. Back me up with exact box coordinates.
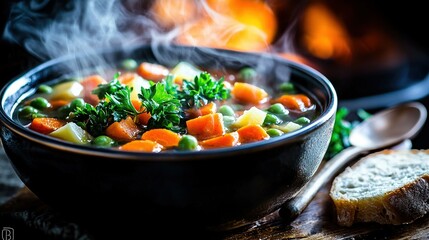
[70,71,230,136]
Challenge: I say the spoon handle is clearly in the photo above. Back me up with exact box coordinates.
[279,146,366,222]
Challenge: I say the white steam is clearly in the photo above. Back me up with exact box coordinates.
[3,0,159,73]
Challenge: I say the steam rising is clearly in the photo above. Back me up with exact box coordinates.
[3,0,159,73]
[3,0,295,84]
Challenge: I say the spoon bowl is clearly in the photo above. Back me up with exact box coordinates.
[350,102,427,149]
[279,101,427,222]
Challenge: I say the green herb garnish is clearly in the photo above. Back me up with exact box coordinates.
[139,81,183,132]
[70,71,230,136]
[179,72,230,109]
[70,73,141,136]
[325,107,372,159]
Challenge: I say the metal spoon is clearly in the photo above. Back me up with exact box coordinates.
[279,101,428,222]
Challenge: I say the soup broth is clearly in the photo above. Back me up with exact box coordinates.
[15,59,318,152]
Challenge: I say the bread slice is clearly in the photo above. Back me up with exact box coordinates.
[329,149,429,227]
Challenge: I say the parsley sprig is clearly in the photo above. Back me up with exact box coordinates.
[70,71,230,136]
[179,72,230,108]
[70,73,140,136]
[139,80,183,132]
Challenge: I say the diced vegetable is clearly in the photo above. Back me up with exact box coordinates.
[186,102,217,118]
[186,113,225,140]
[231,82,268,104]
[50,81,84,101]
[118,73,150,103]
[105,116,140,142]
[170,62,201,84]
[273,94,312,112]
[237,124,269,143]
[232,106,267,128]
[49,122,92,144]
[131,99,151,125]
[80,75,107,105]
[29,117,66,134]
[49,99,70,109]
[272,122,302,133]
[141,128,181,148]
[200,132,240,149]
[119,140,163,152]
[136,62,169,82]
[18,60,318,152]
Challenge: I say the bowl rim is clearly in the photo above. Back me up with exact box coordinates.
[0,45,338,161]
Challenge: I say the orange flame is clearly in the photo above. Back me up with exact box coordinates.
[151,0,278,52]
[150,0,198,28]
[301,2,352,62]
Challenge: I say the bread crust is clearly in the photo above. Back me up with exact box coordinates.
[330,149,429,227]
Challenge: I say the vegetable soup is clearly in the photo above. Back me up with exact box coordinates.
[15,59,318,152]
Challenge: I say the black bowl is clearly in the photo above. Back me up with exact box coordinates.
[0,45,337,233]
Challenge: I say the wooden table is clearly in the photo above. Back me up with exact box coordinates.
[2,155,429,239]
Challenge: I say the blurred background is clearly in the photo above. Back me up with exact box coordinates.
[1,0,428,145]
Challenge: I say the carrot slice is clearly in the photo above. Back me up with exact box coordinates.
[80,75,107,105]
[273,94,312,111]
[186,102,217,118]
[186,113,225,140]
[231,82,268,104]
[141,128,181,148]
[236,124,269,143]
[105,116,140,142]
[29,117,66,134]
[136,62,169,82]
[200,132,239,149]
[49,99,70,109]
[119,140,163,152]
[131,99,151,125]
[118,72,138,85]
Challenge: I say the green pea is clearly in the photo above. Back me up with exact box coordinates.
[266,103,289,115]
[70,98,85,111]
[30,97,50,109]
[263,113,283,126]
[121,59,138,71]
[279,82,295,93]
[37,84,53,94]
[58,105,71,117]
[238,67,257,81]
[223,115,235,128]
[266,128,283,137]
[178,135,199,151]
[93,135,116,147]
[218,105,235,117]
[18,106,39,118]
[31,113,47,119]
[294,117,311,125]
